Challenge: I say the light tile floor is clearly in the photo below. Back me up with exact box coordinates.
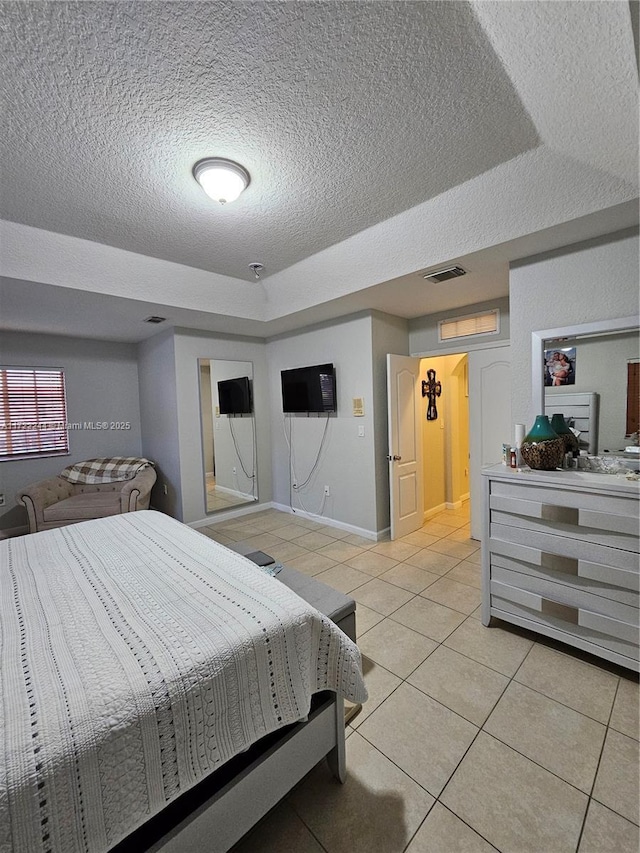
[199,505,639,853]
[205,473,254,512]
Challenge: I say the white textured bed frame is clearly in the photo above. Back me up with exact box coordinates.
[145,694,344,853]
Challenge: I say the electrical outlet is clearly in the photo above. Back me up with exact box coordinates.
[358,425,365,437]
[232,466,237,475]
[0,494,5,507]
[163,484,168,495]
[323,485,330,496]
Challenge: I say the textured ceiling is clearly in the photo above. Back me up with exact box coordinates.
[0,0,637,341]
[1,1,539,279]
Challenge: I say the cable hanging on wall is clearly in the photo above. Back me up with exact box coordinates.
[229,416,256,498]
[283,413,331,515]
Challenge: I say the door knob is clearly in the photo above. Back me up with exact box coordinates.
[387,454,402,461]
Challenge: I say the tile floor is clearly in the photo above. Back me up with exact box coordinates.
[199,505,639,853]
[205,473,255,512]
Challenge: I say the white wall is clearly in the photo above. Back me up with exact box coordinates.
[267,314,379,535]
[138,329,182,518]
[1,331,142,531]
[510,228,639,428]
[172,329,272,524]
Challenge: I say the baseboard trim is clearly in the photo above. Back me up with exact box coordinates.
[189,502,276,529]
[424,503,447,521]
[213,484,256,501]
[271,503,380,541]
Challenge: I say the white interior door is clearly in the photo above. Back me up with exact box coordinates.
[387,354,424,539]
[468,345,511,540]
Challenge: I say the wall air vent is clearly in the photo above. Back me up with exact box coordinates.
[423,265,466,283]
[439,309,500,342]
[144,316,166,324]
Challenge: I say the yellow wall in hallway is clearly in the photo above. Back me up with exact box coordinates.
[421,353,469,517]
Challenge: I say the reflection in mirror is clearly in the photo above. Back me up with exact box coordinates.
[198,359,257,513]
[533,317,639,458]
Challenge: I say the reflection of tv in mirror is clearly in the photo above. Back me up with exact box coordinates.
[218,376,253,414]
[281,364,336,413]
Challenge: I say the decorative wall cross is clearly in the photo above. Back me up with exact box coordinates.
[422,368,442,421]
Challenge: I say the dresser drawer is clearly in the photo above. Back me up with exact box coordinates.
[490,480,638,519]
[490,501,638,552]
[489,538,638,606]
[490,565,638,624]
[490,546,639,607]
[490,580,639,662]
[490,522,639,572]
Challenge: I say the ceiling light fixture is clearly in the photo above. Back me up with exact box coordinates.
[193,158,250,204]
[248,262,264,280]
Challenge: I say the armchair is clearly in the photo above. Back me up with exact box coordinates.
[17,465,157,534]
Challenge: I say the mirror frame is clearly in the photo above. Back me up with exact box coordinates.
[532,314,640,418]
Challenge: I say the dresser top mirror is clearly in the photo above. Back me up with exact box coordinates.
[532,316,640,456]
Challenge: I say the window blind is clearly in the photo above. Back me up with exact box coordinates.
[626,361,639,437]
[438,309,499,342]
[0,368,69,460]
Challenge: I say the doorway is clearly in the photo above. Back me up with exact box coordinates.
[387,343,511,541]
[419,353,470,520]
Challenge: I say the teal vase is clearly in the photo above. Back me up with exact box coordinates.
[520,415,565,470]
[550,413,580,457]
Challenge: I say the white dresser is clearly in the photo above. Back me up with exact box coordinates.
[482,465,639,671]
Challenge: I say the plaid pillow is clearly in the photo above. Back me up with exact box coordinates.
[60,457,154,484]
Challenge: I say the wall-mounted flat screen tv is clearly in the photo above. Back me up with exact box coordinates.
[281,363,336,413]
[218,376,253,415]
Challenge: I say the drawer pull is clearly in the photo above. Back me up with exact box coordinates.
[541,599,578,623]
[540,504,578,525]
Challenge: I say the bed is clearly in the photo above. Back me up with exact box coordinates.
[0,511,367,853]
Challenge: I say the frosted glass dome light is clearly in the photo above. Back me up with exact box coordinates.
[193,158,250,204]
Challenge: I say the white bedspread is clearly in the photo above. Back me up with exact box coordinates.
[0,511,367,853]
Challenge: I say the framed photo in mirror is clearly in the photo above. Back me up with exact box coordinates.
[544,346,576,387]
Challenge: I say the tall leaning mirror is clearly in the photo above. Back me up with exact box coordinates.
[198,359,258,512]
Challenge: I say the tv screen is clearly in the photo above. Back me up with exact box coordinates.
[281,363,336,413]
[218,376,253,415]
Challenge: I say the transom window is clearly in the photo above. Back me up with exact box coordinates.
[0,367,69,460]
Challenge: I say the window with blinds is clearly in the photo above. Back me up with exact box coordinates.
[626,361,639,437]
[0,368,69,460]
[438,309,500,342]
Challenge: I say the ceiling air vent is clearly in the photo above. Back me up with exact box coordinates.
[423,265,466,283]
[144,316,166,324]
